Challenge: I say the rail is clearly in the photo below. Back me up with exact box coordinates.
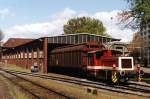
[0,68,75,99]
[0,67,150,98]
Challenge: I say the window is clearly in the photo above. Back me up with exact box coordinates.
[82,34,87,43]
[121,59,132,68]
[88,53,94,66]
[148,24,150,28]
[140,32,143,36]
[71,35,75,44]
[25,53,27,58]
[67,36,71,44]
[116,46,123,49]
[29,53,32,58]
[18,54,20,59]
[6,56,8,59]
[90,35,95,42]
[58,36,62,43]
[79,35,83,43]
[62,36,66,44]
[96,36,99,42]
[148,35,150,39]
[34,52,37,58]
[39,51,43,58]
[48,37,53,43]
[148,30,150,33]
[2,56,4,59]
[143,26,146,29]
[21,53,23,58]
[54,37,57,43]
[96,51,103,59]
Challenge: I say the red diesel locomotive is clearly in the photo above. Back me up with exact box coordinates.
[49,42,134,83]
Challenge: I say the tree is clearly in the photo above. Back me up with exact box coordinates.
[0,29,4,41]
[0,29,4,54]
[118,0,150,29]
[63,17,109,37]
[128,32,144,63]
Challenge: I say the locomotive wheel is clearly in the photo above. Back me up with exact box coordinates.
[111,71,118,83]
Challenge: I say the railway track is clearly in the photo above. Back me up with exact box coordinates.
[0,68,75,99]
[0,67,150,98]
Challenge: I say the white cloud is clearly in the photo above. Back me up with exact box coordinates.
[3,8,137,42]
[51,8,76,20]
[0,8,14,20]
[92,10,137,42]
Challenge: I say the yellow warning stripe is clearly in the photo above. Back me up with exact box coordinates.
[112,72,118,83]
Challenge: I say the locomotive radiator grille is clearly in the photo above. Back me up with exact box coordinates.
[121,59,132,68]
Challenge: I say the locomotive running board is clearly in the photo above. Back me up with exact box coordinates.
[87,66,119,70]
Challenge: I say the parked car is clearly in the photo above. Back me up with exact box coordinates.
[31,65,39,72]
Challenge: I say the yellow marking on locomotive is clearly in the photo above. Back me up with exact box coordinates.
[112,71,118,83]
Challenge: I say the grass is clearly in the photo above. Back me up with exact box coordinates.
[24,75,149,99]
[1,63,30,72]
[9,86,30,99]
[1,64,150,99]
[0,75,32,99]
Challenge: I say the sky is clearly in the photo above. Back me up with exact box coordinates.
[0,0,137,42]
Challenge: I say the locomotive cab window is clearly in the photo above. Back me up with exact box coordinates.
[121,59,132,68]
[96,51,103,59]
[88,53,94,66]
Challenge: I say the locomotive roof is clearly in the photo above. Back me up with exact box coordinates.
[88,49,123,54]
[51,42,103,53]
[106,41,127,45]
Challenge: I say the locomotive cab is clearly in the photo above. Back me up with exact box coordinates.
[87,50,135,83]
[88,50,105,65]
[88,52,94,66]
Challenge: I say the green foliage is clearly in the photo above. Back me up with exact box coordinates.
[0,29,3,53]
[64,17,110,37]
[128,0,150,22]
[120,0,150,28]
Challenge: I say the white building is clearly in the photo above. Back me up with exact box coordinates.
[140,22,150,66]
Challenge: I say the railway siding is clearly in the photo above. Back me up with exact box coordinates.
[0,69,74,99]
[0,67,150,99]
